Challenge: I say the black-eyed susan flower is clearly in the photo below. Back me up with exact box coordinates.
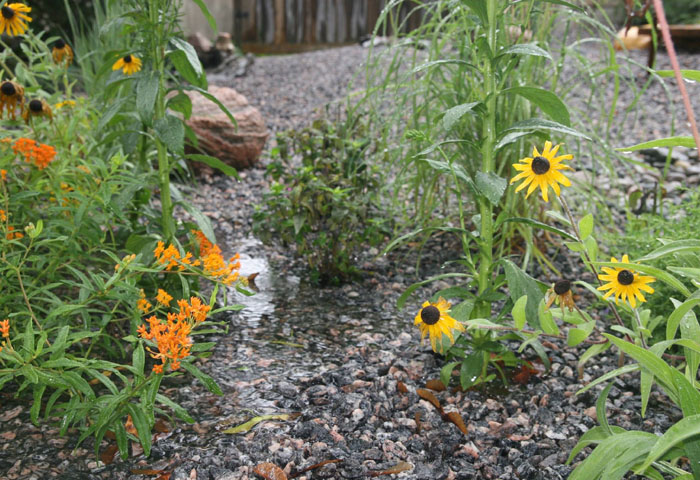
[22,98,53,124]
[510,141,573,202]
[414,297,465,354]
[112,54,142,75]
[545,279,576,312]
[0,3,31,36]
[0,80,24,120]
[597,255,655,308]
[52,38,73,65]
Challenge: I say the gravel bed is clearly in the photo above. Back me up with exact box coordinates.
[1,44,699,480]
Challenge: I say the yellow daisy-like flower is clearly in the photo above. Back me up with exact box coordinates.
[510,141,573,202]
[22,98,52,124]
[112,54,142,76]
[52,39,73,66]
[0,80,24,120]
[0,3,32,36]
[414,297,465,354]
[597,255,655,308]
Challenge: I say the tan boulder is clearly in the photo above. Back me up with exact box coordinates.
[185,86,268,169]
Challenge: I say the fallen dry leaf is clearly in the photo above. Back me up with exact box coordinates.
[425,379,446,392]
[445,411,468,435]
[369,461,413,477]
[253,462,287,480]
[396,381,408,394]
[100,444,119,465]
[416,388,442,411]
[290,459,343,478]
[415,411,422,434]
[223,412,301,434]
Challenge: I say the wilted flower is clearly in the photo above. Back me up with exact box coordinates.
[0,81,24,120]
[23,99,53,124]
[545,279,576,312]
[51,38,73,65]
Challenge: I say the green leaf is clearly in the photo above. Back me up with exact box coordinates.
[654,69,700,82]
[440,361,459,388]
[442,102,479,130]
[133,342,145,377]
[181,361,223,395]
[503,86,570,126]
[180,85,237,128]
[537,0,585,12]
[512,295,528,330]
[136,73,159,124]
[31,384,46,424]
[667,295,700,341]
[501,217,577,241]
[170,37,206,88]
[539,299,559,335]
[167,92,193,120]
[500,118,590,142]
[114,420,129,460]
[190,0,218,32]
[568,431,657,480]
[396,273,471,310]
[504,259,545,329]
[595,260,690,297]
[223,412,300,434]
[460,354,483,389]
[156,394,195,423]
[186,153,239,179]
[617,136,697,151]
[127,403,152,457]
[498,43,552,61]
[475,172,507,205]
[576,364,639,395]
[578,214,594,240]
[597,382,614,435]
[567,322,594,347]
[567,425,627,464]
[49,326,69,361]
[635,414,700,474]
[462,0,488,23]
[154,114,185,154]
[638,239,700,262]
[577,341,611,374]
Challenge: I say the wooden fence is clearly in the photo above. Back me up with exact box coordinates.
[184,1,427,53]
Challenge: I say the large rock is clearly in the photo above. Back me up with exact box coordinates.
[185,86,268,170]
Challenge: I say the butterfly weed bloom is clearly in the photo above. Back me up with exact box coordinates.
[137,297,211,373]
[192,230,241,285]
[23,98,53,124]
[597,255,655,308]
[510,141,573,202]
[0,318,9,353]
[156,288,173,306]
[51,38,73,65]
[12,138,56,170]
[112,54,142,75]
[545,279,576,312]
[414,297,465,354]
[0,81,24,120]
[6,226,23,240]
[0,3,31,36]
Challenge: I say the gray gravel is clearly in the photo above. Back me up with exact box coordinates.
[1,44,699,480]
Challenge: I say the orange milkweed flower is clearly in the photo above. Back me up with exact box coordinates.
[0,210,5,222]
[0,170,5,182]
[6,226,23,240]
[0,319,9,338]
[156,289,173,306]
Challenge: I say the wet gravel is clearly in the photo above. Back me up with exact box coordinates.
[1,44,700,479]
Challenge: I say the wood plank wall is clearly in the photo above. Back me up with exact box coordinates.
[232,0,425,47]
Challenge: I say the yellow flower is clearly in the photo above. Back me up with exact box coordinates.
[414,297,465,354]
[0,80,24,120]
[0,3,32,36]
[22,99,53,124]
[510,141,573,202]
[52,39,73,65]
[55,100,76,110]
[597,255,655,308]
[112,54,142,75]
[545,279,576,312]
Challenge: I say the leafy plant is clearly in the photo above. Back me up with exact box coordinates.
[254,117,388,284]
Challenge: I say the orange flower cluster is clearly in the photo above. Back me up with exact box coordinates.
[156,288,173,306]
[0,318,9,353]
[6,226,23,240]
[192,230,241,285]
[12,138,56,170]
[137,297,211,373]
[0,210,5,222]
[153,232,241,286]
[1,169,6,182]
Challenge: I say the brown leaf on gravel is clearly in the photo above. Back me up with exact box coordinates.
[0,406,22,421]
[396,381,408,394]
[154,418,171,433]
[369,461,413,477]
[100,444,119,465]
[253,462,287,480]
[416,388,442,411]
[415,412,422,434]
[446,412,468,435]
[425,379,446,392]
[131,469,172,480]
[289,459,342,478]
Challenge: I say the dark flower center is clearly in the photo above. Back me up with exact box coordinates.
[532,156,550,175]
[554,279,571,295]
[54,39,66,49]
[123,54,132,63]
[617,270,634,286]
[1,6,15,20]
[29,100,43,112]
[421,305,441,325]
[1,81,16,96]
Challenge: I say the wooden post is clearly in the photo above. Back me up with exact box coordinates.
[274,0,286,45]
[303,0,316,43]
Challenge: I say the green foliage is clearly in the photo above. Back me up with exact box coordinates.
[0,0,244,459]
[254,118,389,285]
